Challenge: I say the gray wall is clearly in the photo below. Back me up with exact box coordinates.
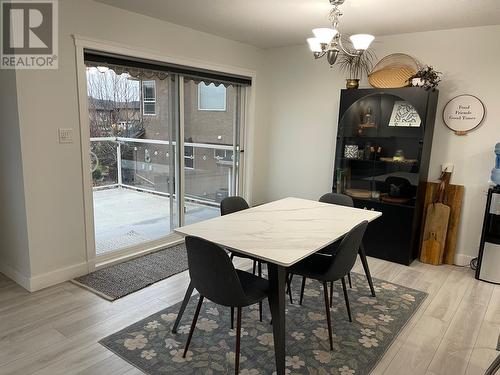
[0,69,31,286]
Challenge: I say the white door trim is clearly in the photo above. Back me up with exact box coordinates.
[73,41,96,272]
[72,34,257,270]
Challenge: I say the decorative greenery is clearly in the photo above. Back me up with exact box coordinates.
[336,38,376,80]
[92,165,103,181]
[409,66,442,90]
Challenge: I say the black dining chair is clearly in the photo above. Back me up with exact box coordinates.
[220,196,266,320]
[319,192,354,207]
[287,193,376,307]
[287,221,368,351]
[318,192,376,297]
[220,197,263,277]
[182,236,269,375]
[220,196,250,215]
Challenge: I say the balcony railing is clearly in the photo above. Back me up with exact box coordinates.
[90,136,236,207]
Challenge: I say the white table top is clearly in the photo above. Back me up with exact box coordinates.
[175,197,382,267]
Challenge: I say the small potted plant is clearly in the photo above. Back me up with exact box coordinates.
[409,66,442,90]
[337,39,376,89]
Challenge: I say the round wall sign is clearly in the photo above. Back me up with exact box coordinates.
[442,94,485,135]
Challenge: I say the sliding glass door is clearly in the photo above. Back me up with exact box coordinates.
[84,53,247,257]
[182,79,244,225]
[86,65,179,256]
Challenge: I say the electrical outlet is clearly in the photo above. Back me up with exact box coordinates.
[58,128,73,144]
[441,163,454,173]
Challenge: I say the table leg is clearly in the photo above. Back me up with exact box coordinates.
[172,280,194,333]
[267,264,286,375]
[359,243,376,297]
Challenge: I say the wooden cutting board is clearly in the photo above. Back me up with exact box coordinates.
[420,182,464,264]
[420,173,452,265]
[420,202,451,265]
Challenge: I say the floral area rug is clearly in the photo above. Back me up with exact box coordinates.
[100,272,427,374]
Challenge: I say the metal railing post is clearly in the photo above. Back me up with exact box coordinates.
[117,141,122,187]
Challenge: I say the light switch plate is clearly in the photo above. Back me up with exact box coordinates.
[441,163,454,173]
[58,128,73,144]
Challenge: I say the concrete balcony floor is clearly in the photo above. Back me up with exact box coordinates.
[93,187,219,255]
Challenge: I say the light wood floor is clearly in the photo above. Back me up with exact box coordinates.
[0,257,498,375]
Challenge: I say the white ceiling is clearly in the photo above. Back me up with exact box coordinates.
[96,0,500,49]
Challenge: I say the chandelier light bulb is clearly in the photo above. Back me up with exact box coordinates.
[349,34,375,50]
[307,37,322,52]
[312,28,338,44]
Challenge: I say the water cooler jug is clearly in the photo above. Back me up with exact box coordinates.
[476,186,500,284]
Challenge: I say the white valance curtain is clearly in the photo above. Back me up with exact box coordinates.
[84,50,251,88]
[85,61,169,81]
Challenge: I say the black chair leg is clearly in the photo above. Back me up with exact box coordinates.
[329,280,334,308]
[172,280,194,333]
[299,276,306,305]
[235,307,242,375]
[231,307,234,329]
[252,260,256,275]
[359,243,376,297]
[347,272,352,288]
[322,282,334,351]
[257,262,263,321]
[286,274,293,304]
[341,277,352,322]
[183,295,204,357]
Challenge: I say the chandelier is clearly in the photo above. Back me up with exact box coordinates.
[307,0,374,66]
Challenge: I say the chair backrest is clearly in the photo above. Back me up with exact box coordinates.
[220,196,249,216]
[319,193,354,207]
[318,193,356,256]
[325,221,368,281]
[185,236,248,307]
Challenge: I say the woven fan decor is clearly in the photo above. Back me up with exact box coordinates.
[369,53,421,88]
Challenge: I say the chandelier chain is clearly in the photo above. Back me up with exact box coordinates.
[328,6,342,27]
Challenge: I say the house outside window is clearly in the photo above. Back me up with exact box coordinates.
[198,82,226,111]
[142,80,156,115]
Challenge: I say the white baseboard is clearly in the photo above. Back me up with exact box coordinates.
[28,262,88,292]
[454,253,476,267]
[4,238,186,292]
[26,238,185,291]
[0,263,30,290]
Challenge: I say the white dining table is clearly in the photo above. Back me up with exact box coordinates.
[173,197,382,375]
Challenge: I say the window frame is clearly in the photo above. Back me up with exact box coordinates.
[142,80,157,116]
[213,148,233,162]
[197,82,227,112]
[184,144,195,170]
